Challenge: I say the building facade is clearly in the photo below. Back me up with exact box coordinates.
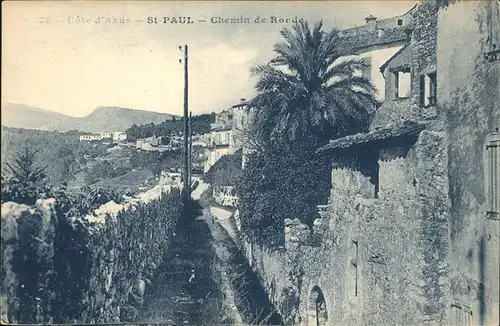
[204,125,233,172]
[112,131,127,142]
[80,131,127,142]
[204,98,250,172]
[79,134,104,142]
[244,2,500,325]
[337,5,417,101]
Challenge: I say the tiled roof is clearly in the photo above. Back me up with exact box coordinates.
[317,121,426,153]
[336,26,408,54]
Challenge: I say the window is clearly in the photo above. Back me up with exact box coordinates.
[377,29,384,38]
[484,0,499,62]
[397,19,403,26]
[394,69,411,99]
[349,239,359,297]
[486,131,500,218]
[419,72,437,107]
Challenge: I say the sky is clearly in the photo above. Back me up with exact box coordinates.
[2,1,419,117]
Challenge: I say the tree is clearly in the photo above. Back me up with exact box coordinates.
[1,145,52,205]
[238,20,379,247]
[3,145,47,183]
[249,20,378,143]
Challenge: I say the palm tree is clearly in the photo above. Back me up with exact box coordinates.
[250,20,378,142]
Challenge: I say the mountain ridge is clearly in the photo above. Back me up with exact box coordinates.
[1,102,179,133]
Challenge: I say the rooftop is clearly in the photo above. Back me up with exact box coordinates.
[336,4,418,53]
[379,42,411,72]
[210,124,233,132]
[318,121,426,153]
[231,98,249,108]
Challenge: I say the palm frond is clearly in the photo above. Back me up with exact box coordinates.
[322,57,371,82]
[327,75,378,96]
[251,20,378,141]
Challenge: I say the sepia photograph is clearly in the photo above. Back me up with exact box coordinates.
[1,0,499,325]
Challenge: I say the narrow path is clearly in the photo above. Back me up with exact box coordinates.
[135,198,283,325]
[136,205,222,325]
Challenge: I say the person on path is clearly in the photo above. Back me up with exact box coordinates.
[188,269,195,284]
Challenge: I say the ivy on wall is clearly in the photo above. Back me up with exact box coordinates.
[238,137,331,248]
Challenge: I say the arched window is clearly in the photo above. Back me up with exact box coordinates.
[308,286,328,326]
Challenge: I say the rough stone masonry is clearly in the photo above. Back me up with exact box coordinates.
[242,1,500,325]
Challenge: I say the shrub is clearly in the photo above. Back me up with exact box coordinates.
[84,160,128,185]
[238,136,331,248]
[2,181,183,324]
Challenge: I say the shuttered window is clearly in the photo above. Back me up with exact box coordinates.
[487,132,500,217]
[419,75,425,107]
[419,72,437,107]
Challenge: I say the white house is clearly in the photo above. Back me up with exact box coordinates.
[113,131,127,142]
[100,132,112,139]
[204,125,233,172]
[79,134,103,142]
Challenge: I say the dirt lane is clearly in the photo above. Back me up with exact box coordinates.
[136,206,222,325]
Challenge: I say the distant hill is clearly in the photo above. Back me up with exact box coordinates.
[1,103,178,133]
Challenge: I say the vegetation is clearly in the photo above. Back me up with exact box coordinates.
[203,150,243,191]
[84,160,128,185]
[1,127,108,186]
[1,145,124,209]
[239,20,377,247]
[125,113,215,141]
[1,145,54,205]
[1,139,183,324]
[130,150,182,175]
[239,137,331,246]
[1,126,188,192]
[249,20,377,142]
[3,146,48,183]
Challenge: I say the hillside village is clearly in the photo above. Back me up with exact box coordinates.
[75,98,251,183]
[1,1,499,325]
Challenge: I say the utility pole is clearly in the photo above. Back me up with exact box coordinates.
[189,111,193,188]
[181,44,190,202]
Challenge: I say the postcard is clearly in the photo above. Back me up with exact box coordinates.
[1,1,499,325]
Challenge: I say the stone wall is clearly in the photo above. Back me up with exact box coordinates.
[437,1,500,324]
[244,128,450,326]
[370,98,412,130]
[242,2,499,326]
[0,191,183,324]
[369,2,437,130]
[410,1,439,120]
